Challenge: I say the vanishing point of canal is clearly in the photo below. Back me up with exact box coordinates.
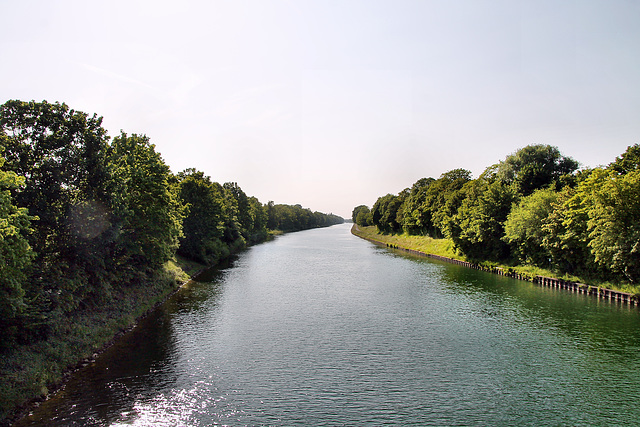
[17,223,640,426]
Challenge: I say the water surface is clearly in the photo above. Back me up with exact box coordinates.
[18,223,640,426]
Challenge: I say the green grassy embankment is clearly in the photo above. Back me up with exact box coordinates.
[351,225,640,296]
[0,255,207,427]
[352,224,462,260]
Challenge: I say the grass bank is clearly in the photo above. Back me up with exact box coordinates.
[351,225,640,296]
[0,255,207,427]
[352,224,462,261]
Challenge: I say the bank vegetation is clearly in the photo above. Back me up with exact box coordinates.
[0,100,343,424]
[352,144,640,295]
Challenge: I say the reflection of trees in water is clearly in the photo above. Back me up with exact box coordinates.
[432,258,640,356]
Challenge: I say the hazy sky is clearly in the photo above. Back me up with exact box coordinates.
[2,0,639,218]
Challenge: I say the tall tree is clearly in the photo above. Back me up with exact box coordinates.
[372,192,406,234]
[108,132,184,275]
[352,205,372,226]
[0,145,34,344]
[583,168,640,282]
[609,143,640,175]
[451,177,517,261]
[536,179,598,277]
[0,100,118,315]
[177,169,226,264]
[496,144,578,196]
[401,178,435,235]
[503,188,558,266]
[247,196,268,243]
[224,183,250,232]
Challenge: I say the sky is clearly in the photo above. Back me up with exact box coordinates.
[2,0,640,218]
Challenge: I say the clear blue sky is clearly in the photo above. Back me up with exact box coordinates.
[2,0,639,218]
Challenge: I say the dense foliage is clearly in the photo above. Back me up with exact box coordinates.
[0,100,343,350]
[267,202,344,233]
[0,144,34,339]
[356,143,640,285]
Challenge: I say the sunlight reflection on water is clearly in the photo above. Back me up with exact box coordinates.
[16,224,640,426]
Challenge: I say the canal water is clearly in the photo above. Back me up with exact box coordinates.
[17,223,640,426]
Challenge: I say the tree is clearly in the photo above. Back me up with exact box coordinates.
[267,203,342,232]
[266,201,278,230]
[429,169,472,238]
[223,182,252,241]
[0,100,118,315]
[176,169,226,264]
[609,143,640,174]
[352,205,372,226]
[400,170,472,238]
[539,185,596,276]
[496,144,579,196]
[108,132,184,274]
[247,196,268,243]
[372,192,406,234]
[503,188,558,266]
[218,182,244,248]
[0,145,34,344]
[583,168,640,282]
[451,177,517,261]
[401,178,435,235]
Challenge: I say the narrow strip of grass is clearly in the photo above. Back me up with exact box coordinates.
[351,225,640,295]
[268,229,284,238]
[352,225,462,260]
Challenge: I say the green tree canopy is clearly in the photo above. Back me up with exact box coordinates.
[583,168,640,282]
[372,192,406,234]
[0,145,34,344]
[176,169,226,264]
[356,143,640,285]
[352,205,372,226]
[450,178,517,261]
[108,132,184,274]
[268,203,343,232]
[400,178,436,235]
[0,100,118,314]
[352,205,369,223]
[503,187,558,266]
[223,182,267,244]
[496,144,579,196]
[609,143,640,175]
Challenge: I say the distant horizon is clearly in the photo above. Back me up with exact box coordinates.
[2,0,639,219]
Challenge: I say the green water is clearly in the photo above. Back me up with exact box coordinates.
[17,223,640,426]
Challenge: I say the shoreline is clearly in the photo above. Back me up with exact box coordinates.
[4,227,303,426]
[351,224,638,307]
[3,259,210,427]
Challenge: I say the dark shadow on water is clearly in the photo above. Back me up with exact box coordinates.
[15,261,231,427]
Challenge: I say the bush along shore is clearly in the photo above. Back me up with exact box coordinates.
[351,225,638,306]
[0,100,343,426]
[352,144,640,299]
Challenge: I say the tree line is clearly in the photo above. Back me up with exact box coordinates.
[0,100,343,348]
[353,143,640,286]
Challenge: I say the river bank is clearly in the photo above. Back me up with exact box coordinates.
[0,255,210,427]
[15,222,640,426]
[2,228,306,426]
[351,224,639,306]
